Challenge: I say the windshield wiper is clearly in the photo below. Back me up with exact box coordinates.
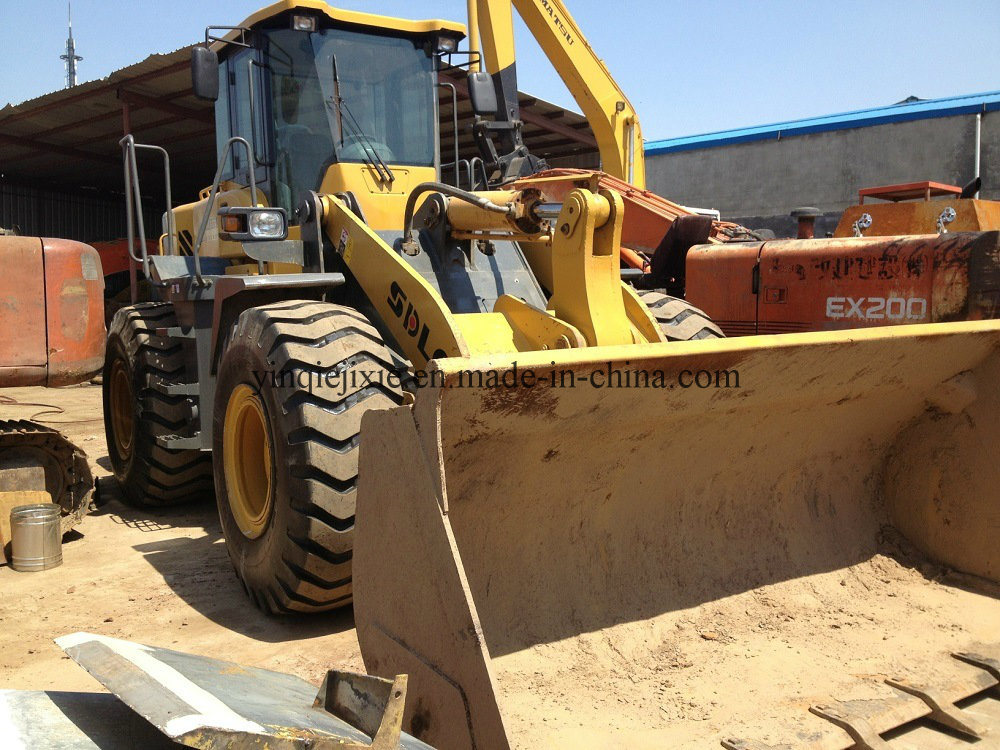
[330,54,395,183]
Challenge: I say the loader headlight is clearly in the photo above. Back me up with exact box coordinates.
[291,14,317,32]
[248,210,285,239]
[217,206,288,242]
[436,35,458,53]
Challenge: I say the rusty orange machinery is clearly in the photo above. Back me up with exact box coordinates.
[88,238,157,280]
[0,237,106,387]
[513,170,1000,337]
[835,181,1000,237]
[514,168,747,271]
[684,231,1000,336]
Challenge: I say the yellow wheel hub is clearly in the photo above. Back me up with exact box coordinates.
[223,384,273,539]
[109,359,135,459]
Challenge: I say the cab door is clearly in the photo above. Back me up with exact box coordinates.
[223,46,272,195]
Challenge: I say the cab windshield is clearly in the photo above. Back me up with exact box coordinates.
[265,27,436,209]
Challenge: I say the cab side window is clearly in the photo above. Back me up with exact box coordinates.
[223,47,271,194]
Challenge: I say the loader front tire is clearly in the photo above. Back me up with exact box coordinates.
[638,290,723,341]
[102,303,213,507]
[213,301,406,614]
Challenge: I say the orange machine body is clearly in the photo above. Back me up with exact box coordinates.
[0,237,106,387]
[514,169,741,270]
[686,231,1000,336]
[835,181,1000,237]
[88,238,157,279]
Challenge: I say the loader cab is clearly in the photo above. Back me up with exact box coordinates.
[199,4,464,230]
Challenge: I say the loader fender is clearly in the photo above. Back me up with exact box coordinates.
[354,321,1000,749]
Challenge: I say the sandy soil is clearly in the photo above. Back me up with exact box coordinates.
[497,551,1000,748]
[3,381,1000,750]
[0,383,363,693]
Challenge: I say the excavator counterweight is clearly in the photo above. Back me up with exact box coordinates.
[0,235,104,532]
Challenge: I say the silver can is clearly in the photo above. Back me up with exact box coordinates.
[10,504,62,572]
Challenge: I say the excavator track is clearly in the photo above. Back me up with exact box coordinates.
[0,419,92,534]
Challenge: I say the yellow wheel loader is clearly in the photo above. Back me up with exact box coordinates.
[103,0,719,614]
[101,0,1000,747]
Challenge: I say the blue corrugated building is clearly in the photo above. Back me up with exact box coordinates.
[643,90,998,236]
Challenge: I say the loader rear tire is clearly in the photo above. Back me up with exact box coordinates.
[638,290,723,341]
[212,301,406,614]
[102,303,213,507]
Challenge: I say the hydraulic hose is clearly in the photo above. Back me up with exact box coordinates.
[401,182,515,255]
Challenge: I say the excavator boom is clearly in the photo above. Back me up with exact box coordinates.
[471,0,645,186]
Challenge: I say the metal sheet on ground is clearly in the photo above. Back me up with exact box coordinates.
[0,689,179,749]
[57,632,434,749]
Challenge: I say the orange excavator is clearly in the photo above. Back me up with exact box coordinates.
[678,180,1000,336]
[0,233,105,532]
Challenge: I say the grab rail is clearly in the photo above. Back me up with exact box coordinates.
[120,135,177,281]
[188,136,261,286]
[121,135,263,288]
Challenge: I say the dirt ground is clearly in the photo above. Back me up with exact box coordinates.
[3,380,1000,749]
[0,382,363,694]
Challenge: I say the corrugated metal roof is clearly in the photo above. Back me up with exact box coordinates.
[0,46,209,197]
[0,46,596,200]
[645,90,1000,155]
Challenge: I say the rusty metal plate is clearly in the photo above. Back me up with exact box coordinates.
[56,632,434,750]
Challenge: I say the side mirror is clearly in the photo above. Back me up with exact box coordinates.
[191,46,220,101]
[467,71,497,117]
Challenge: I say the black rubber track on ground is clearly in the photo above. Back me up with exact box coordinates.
[0,419,92,533]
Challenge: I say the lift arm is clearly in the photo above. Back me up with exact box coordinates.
[473,0,645,188]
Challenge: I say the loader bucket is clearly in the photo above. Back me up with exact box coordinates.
[353,322,1000,750]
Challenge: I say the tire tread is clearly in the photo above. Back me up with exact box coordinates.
[215,301,405,614]
[638,290,724,341]
[103,303,212,507]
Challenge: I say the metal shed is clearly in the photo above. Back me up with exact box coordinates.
[0,45,597,241]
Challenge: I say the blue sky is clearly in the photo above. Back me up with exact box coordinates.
[3,1,999,140]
